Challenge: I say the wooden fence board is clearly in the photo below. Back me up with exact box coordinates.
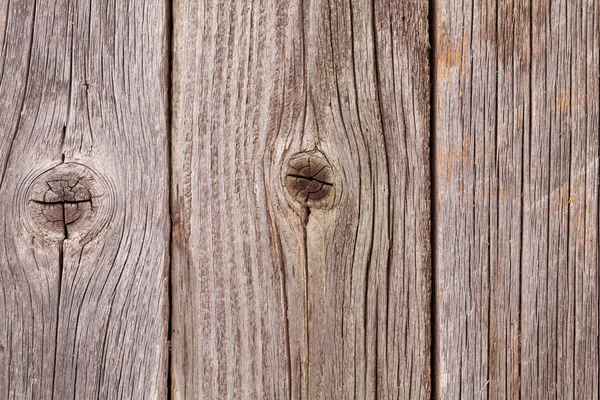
[0,0,170,399]
[3,0,597,397]
[171,0,431,398]
[433,0,600,397]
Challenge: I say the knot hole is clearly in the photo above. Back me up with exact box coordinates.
[27,163,106,240]
[284,151,337,210]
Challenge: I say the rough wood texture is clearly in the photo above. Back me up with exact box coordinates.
[0,0,170,399]
[434,0,600,397]
[171,0,431,398]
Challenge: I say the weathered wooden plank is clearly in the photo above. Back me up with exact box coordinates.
[490,1,530,397]
[522,1,599,397]
[0,0,170,399]
[433,0,497,396]
[434,0,600,397]
[171,0,431,398]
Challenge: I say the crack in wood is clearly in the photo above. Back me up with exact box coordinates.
[31,198,93,239]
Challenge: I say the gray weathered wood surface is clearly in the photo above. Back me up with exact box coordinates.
[171,0,431,398]
[433,0,600,398]
[3,0,600,398]
[0,0,170,399]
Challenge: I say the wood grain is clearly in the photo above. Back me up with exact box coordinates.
[171,0,431,398]
[0,0,170,399]
[433,0,600,397]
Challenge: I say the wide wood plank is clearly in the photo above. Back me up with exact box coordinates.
[0,0,170,399]
[433,0,599,397]
[171,0,431,398]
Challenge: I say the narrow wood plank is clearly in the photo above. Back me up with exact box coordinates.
[171,0,431,398]
[522,1,599,397]
[433,0,496,396]
[490,1,530,397]
[0,0,170,399]
[434,0,600,397]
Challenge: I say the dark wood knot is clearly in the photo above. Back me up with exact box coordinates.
[27,163,105,240]
[284,151,337,210]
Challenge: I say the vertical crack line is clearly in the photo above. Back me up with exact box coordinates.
[46,198,76,399]
[303,207,310,399]
[51,240,65,400]
[165,0,174,396]
[60,126,67,153]
[428,0,438,397]
[61,203,69,239]
[272,220,293,400]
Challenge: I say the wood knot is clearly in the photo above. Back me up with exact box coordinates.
[27,163,106,240]
[284,151,337,210]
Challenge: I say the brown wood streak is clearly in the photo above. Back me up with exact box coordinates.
[171,0,431,398]
[0,0,170,399]
[434,0,599,398]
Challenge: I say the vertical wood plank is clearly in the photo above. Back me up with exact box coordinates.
[434,0,497,396]
[491,1,530,397]
[171,0,431,398]
[522,1,599,397]
[434,0,600,397]
[0,0,170,399]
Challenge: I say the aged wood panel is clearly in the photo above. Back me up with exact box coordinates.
[171,0,431,398]
[523,1,599,397]
[0,0,170,399]
[434,0,599,397]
